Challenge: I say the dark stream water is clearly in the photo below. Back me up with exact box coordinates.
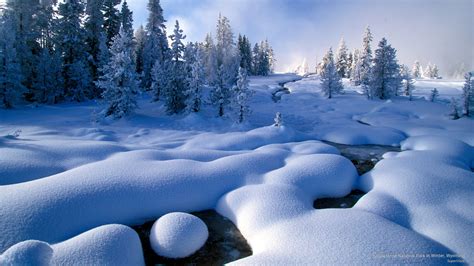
[314,141,401,209]
[132,210,252,266]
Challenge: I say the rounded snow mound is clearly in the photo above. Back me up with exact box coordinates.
[401,136,474,167]
[0,240,52,266]
[150,212,208,259]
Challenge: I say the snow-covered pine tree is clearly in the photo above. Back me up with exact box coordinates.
[400,65,415,100]
[120,1,134,66]
[57,0,93,101]
[429,88,439,102]
[102,0,121,47]
[33,49,64,104]
[449,97,460,120]
[262,39,275,74]
[233,67,254,123]
[85,0,108,97]
[33,2,64,103]
[257,41,271,76]
[163,20,187,114]
[151,59,171,102]
[120,1,133,38]
[211,14,239,116]
[335,37,349,78]
[134,25,146,75]
[369,38,401,100]
[412,61,421,78]
[359,26,373,97]
[252,43,260,75]
[142,0,169,89]
[423,63,438,79]
[350,49,361,85]
[346,51,353,79]
[431,64,439,79]
[238,34,253,73]
[462,72,473,116]
[5,0,41,91]
[274,112,282,127]
[185,48,204,113]
[320,48,343,99]
[96,27,139,119]
[203,33,218,85]
[211,65,232,117]
[0,12,26,108]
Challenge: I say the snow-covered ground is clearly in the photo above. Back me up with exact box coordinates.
[0,74,473,264]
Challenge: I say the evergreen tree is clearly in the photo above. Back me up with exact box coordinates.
[163,20,187,114]
[369,38,401,100]
[57,0,93,101]
[233,67,253,123]
[185,48,204,113]
[211,14,239,116]
[429,88,439,102]
[120,1,133,38]
[134,25,146,75]
[96,27,139,119]
[359,26,373,97]
[203,33,218,85]
[274,112,282,127]
[262,39,275,74]
[33,49,64,104]
[412,61,421,78]
[142,0,169,89]
[320,48,343,99]
[0,12,26,108]
[400,65,415,100]
[462,72,473,116]
[449,97,460,120]
[252,43,260,75]
[346,51,353,79]
[335,37,349,78]
[350,49,361,84]
[151,59,171,102]
[5,0,41,91]
[238,34,253,72]
[211,65,232,117]
[424,63,439,79]
[102,0,121,47]
[85,0,108,97]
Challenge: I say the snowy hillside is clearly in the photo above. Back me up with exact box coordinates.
[1,74,473,265]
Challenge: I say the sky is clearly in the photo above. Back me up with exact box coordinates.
[126,0,473,76]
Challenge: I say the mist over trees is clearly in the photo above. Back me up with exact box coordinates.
[313,24,458,101]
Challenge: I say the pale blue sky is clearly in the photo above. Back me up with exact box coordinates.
[127,0,473,75]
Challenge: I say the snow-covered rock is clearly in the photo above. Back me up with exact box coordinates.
[0,224,144,265]
[150,212,208,258]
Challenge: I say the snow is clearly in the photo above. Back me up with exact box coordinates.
[0,224,144,265]
[1,74,473,264]
[149,212,208,258]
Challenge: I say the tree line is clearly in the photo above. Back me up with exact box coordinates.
[0,0,274,122]
[315,26,472,117]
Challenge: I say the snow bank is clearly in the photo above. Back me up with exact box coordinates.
[182,125,301,150]
[401,135,474,167]
[0,138,126,185]
[357,136,474,263]
[150,212,208,258]
[0,224,144,265]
